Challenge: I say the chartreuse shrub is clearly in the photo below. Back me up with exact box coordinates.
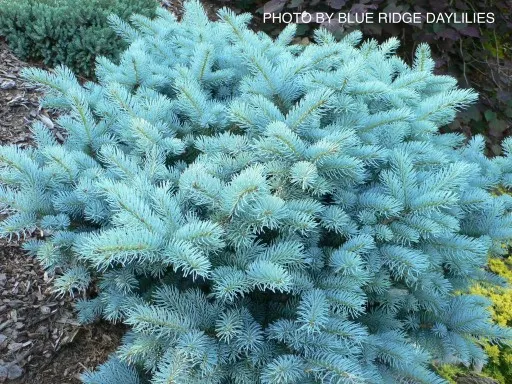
[435,254,512,383]
[2,1,512,383]
[0,0,157,77]
[470,256,512,383]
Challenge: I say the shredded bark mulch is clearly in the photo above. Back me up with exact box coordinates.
[0,239,124,384]
[0,38,123,384]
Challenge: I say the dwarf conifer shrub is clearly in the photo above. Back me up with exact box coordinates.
[2,2,512,383]
[0,0,157,77]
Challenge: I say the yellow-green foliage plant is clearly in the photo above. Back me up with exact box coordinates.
[435,364,472,384]
[436,362,503,384]
[471,256,512,383]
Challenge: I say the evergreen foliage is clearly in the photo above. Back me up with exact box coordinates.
[0,0,157,77]
[1,2,512,382]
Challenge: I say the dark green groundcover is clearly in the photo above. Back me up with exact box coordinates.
[0,0,157,77]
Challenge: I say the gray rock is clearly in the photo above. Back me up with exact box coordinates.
[0,362,23,380]
[0,80,16,90]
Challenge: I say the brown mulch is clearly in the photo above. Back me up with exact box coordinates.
[0,239,124,384]
[0,39,39,147]
[0,39,123,384]
[0,38,64,147]
[160,0,245,21]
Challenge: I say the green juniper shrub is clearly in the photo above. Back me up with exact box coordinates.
[0,0,157,77]
[2,1,512,383]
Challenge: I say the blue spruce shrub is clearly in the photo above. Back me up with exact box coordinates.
[2,1,512,382]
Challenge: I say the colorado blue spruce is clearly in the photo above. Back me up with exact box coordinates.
[0,1,511,383]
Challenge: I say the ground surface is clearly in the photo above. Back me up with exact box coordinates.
[0,39,123,384]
